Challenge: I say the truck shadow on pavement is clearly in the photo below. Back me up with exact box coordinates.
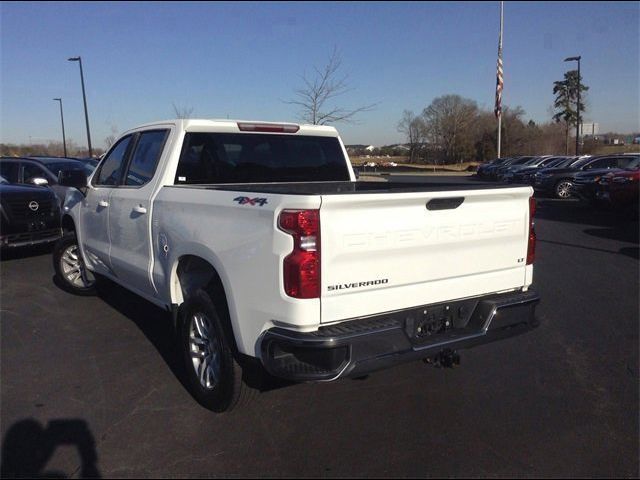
[89,277,290,397]
[1,418,100,478]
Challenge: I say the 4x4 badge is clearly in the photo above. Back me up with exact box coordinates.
[234,196,268,207]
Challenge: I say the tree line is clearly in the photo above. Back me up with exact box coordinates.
[397,94,582,165]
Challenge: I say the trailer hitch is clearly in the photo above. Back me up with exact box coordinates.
[424,349,460,368]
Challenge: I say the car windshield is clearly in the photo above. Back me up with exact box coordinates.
[544,158,565,168]
[523,157,542,165]
[509,157,532,166]
[569,157,593,169]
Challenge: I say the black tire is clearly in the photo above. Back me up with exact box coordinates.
[179,289,255,412]
[554,179,574,199]
[53,232,97,296]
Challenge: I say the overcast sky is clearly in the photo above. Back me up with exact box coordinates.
[1,1,638,148]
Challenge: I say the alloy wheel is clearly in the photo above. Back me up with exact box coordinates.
[60,244,95,289]
[189,312,222,390]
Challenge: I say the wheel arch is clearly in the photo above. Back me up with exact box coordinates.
[170,254,239,353]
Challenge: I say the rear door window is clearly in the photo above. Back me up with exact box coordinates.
[175,133,350,184]
[614,156,638,168]
[124,130,168,186]
[94,135,133,186]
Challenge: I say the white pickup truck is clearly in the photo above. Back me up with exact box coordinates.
[54,119,539,412]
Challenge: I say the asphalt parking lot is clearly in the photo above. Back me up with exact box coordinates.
[1,186,638,477]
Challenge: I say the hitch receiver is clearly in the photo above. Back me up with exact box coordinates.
[424,349,460,368]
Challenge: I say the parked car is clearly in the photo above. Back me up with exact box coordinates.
[494,156,537,181]
[501,156,552,182]
[572,156,639,205]
[533,155,638,199]
[596,164,640,214]
[476,157,510,179]
[0,156,90,207]
[507,156,572,184]
[0,175,62,248]
[53,118,539,413]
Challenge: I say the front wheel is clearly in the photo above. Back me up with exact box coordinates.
[179,289,255,412]
[53,232,96,295]
[554,179,574,199]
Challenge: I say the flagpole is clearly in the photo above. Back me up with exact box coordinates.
[497,1,504,158]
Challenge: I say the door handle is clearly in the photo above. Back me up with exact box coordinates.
[98,200,109,208]
[132,204,147,214]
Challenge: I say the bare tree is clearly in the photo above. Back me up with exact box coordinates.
[422,94,479,164]
[397,110,426,163]
[104,124,119,149]
[286,47,376,125]
[172,103,194,119]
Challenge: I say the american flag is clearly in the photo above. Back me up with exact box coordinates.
[494,45,503,118]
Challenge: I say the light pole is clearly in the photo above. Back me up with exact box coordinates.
[53,98,67,157]
[564,55,581,156]
[68,56,93,157]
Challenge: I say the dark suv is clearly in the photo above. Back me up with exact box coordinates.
[533,155,638,199]
[0,156,92,207]
[0,176,62,248]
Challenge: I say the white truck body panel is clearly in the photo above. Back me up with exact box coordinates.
[63,118,535,362]
[319,187,532,323]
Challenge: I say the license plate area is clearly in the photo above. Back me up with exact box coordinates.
[404,298,480,345]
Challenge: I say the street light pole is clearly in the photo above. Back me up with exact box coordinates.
[564,55,582,156]
[68,56,93,157]
[53,98,67,157]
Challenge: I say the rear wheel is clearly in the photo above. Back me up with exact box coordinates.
[53,232,96,295]
[554,179,574,199]
[179,289,255,412]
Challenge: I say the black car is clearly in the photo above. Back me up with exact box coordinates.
[476,157,511,179]
[534,155,639,199]
[0,156,90,207]
[506,156,573,184]
[493,156,536,180]
[0,176,62,248]
[571,156,640,204]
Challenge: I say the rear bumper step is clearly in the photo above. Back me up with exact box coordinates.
[260,289,540,381]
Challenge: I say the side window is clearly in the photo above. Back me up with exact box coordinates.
[94,136,132,186]
[585,158,610,170]
[22,163,48,183]
[0,162,20,183]
[615,156,636,168]
[124,130,168,186]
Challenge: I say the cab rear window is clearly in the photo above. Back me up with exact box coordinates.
[175,133,350,184]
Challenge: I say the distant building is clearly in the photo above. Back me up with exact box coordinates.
[580,122,599,137]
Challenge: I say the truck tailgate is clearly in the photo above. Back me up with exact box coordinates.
[320,186,532,323]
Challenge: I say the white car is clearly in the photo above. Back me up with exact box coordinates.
[54,118,539,412]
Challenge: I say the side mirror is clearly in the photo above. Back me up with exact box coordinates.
[28,177,49,186]
[58,169,88,189]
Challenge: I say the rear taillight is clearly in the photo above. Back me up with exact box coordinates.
[527,196,536,265]
[278,209,320,299]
